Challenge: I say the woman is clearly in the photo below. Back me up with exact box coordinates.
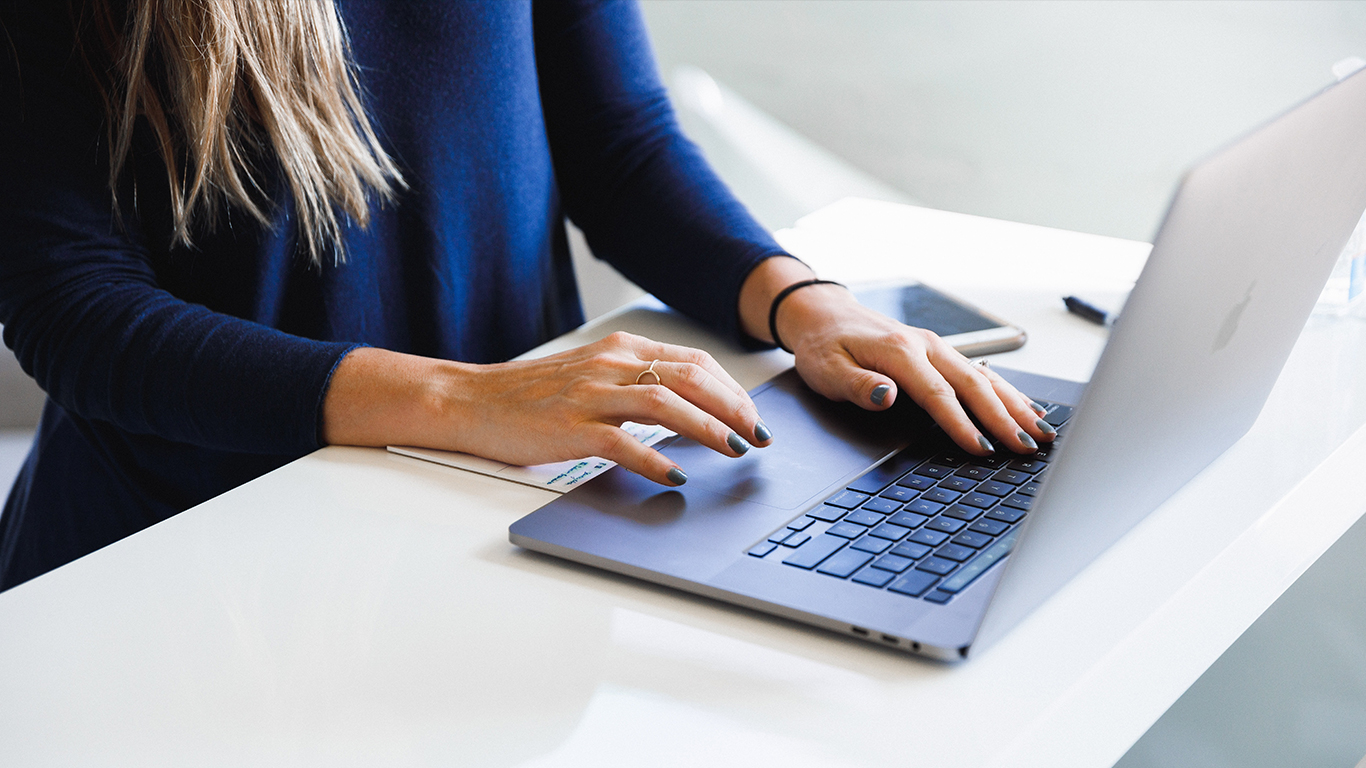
[0,0,1052,590]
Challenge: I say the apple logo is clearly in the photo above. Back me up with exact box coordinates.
[1213,280,1256,353]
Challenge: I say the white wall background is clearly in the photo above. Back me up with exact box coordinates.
[641,0,1366,241]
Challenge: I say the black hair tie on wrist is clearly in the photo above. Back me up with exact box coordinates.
[768,279,846,353]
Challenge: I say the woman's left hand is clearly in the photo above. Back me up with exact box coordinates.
[740,256,1055,457]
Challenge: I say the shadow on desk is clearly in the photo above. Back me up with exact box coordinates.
[1118,510,1366,767]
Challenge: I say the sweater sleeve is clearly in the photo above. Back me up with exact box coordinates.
[532,0,787,346]
[0,7,356,455]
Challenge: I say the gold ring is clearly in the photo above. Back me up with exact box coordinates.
[635,359,662,386]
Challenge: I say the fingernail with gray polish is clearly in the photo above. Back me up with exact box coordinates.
[726,431,750,455]
[977,435,995,454]
[871,384,891,406]
[754,421,772,442]
[1017,430,1038,450]
[1030,400,1048,416]
[1035,418,1057,436]
[666,467,688,486]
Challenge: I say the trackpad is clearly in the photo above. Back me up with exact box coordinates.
[658,370,928,510]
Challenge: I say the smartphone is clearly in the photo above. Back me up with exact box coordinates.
[853,282,1026,357]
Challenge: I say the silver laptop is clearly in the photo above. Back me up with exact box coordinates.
[510,69,1366,661]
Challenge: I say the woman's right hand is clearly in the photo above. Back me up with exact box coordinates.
[321,332,772,486]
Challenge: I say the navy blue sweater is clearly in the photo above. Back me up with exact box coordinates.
[0,0,784,589]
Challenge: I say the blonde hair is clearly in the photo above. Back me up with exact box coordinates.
[88,0,403,265]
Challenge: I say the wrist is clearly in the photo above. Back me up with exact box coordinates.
[321,347,475,448]
[737,255,818,343]
[772,280,858,353]
[768,279,847,352]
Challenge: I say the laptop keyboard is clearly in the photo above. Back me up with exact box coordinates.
[746,402,1074,604]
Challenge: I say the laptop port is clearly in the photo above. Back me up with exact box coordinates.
[880,634,899,645]
[850,626,869,636]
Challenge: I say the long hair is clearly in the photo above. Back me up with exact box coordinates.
[82,0,403,265]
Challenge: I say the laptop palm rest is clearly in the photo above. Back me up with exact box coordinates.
[658,369,930,510]
[510,369,937,582]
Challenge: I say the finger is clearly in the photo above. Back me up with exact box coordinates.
[982,367,1057,443]
[650,342,749,400]
[794,345,899,410]
[895,354,1001,456]
[649,360,769,447]
[613,381,753,459]
[612,332,746,399]
[580,423,687,486]
[792,335,993,455]
[806,330,995,455]
[929,351,1039,454]
[633,340,770,445]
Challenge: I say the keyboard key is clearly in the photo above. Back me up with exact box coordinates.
[846,476,893,495]
[896,474,936,491]
[970,518,1010,535]
[922,590,954,604]
[826,490,872,509]
[768,529,793,544]
[827,521,869,539]
[986,506,1026,524]
[943,505,983,522]
[960,492,997,509]
[782,534,847,569]
[747,542,777,557]
[869,522,911,541]
[847,447,934,494]
[879,486,919,503]
[787,516,815,531]
[978,456,1010,469]
[861,497,901,515]
[782,532,811,548]
[871,554,914,573]
[1019,481,1043,497]
[935,543,976,562]
[890,541,933,559]
[905,499,945,516]
[955,465,996,481]
[1001,494,1034,511]
[925,516,966,534]
[993,469,1030,485]
[1044,404,1074,426]
[844,509,884,527]
[1008,458,1047,474]
[952,531,994,549]
[916,556,958,576]
[807,505,846,522]
[931,453,968,467]
[977,480,1014,497]
[851,536,893,554]
[913,464,955,480]
[851,567,896,587]
[940,530,1019,593]
[887,510,929,529]
[887,571,939,597]
[909,529,950,547]
[923,488,961,505]
[817,548,874,578]
[939,476,978,492]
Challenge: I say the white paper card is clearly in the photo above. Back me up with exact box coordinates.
[387,421,675,492]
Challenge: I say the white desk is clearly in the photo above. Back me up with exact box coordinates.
[3,198,1365,767]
